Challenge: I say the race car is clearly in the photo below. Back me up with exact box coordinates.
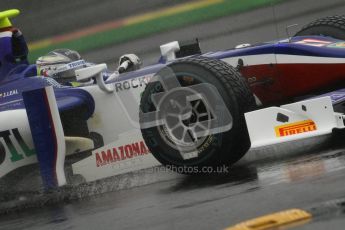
[0,9,344,189]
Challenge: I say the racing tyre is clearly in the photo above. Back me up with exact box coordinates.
[139,57,256,172]
[295,15,345,40]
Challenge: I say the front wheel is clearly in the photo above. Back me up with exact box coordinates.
[139,57,256,171]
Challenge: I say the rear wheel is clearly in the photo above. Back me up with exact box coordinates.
[295,15,345,39]
[139,57,256,171]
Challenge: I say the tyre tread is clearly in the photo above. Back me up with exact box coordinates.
[295,15,345,39]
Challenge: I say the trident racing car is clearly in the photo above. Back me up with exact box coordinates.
[0,9,344,189]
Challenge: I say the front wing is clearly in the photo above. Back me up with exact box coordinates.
[245,96,345,149]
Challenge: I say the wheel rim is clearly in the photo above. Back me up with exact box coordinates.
[157,88,213,152]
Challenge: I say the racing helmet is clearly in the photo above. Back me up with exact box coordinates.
[36,49,87,84]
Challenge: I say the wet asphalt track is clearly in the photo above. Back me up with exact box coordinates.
[1,0,345,229]
[0,143,345,230]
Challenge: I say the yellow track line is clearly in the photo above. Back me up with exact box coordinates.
[224,209,312,230]
[28,39,53,51]
[28,0,224,51]
[124,0,223,25]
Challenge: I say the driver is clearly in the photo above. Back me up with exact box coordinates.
[36,49,142,86]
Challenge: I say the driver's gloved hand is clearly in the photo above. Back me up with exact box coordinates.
[117,54,142,74]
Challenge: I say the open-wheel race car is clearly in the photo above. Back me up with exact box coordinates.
[0,9,344,189]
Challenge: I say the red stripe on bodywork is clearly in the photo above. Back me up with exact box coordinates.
[240,63,345,105]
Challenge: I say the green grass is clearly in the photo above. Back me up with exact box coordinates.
[29,0,285,62]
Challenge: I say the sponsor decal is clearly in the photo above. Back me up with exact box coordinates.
[114,76,151,92]
[275,120,317,137]
[95,141,150,167]
[327,42,345,48]
[0,128,35,165]
[0,89,19,99]
[294,39,332,47]
[67,60,86,69]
